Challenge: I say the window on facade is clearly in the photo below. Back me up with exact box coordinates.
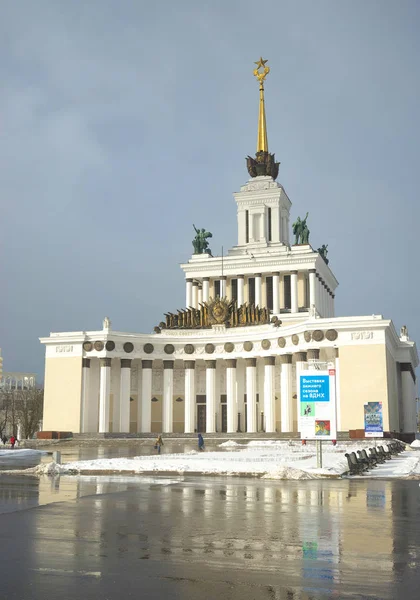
[196,394,206,404]
[220,394,227,404]
[268,207,272,242]
[266,276,273,311]
[284,275,291,309]
[248,277,255,304]
[231,278,238,302]
[214,280,221,298]
[245,210,249,243]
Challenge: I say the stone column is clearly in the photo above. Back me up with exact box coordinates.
[321,280,326,317]
[237,275,244,306]
[198,285,203,306]
[255,274,262,306]
[163,361,174,433]
[99,357,111,433]
[294,352,307,434]
[205,360,217,433]
[192,281,198,309]
[246,358,257,433]
[202,277,210,302]
[220,276,227,298]
[291,270,298,313]
[184,361,195,433]
[81,358,90,433]
[263,357,276,433]
[226,359,237,433]
[280,355,293,432]
[119,359,131,433]
[401,364,416,433]
[186,278,193,308]
[307,349,320,362]
[309,269,316,309]
[333,349,341,432]
[272,272,280,314]
[140,360,153,433]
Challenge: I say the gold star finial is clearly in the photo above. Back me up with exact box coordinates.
[253,57,270,87]
[253,58,270,152]
[254,57,268,69]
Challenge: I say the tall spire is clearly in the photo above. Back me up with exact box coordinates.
[246,58,280,180]
[254,57,270,152]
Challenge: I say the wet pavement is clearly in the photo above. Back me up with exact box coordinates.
[0,474,419,599]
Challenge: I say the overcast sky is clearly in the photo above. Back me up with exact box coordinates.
[1,0,419,382]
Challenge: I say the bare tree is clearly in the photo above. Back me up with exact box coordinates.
[9,389,44,440]
[0,390,14,438]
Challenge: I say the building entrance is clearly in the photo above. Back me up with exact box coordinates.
[197,405,206,433]
[221,405,227,432]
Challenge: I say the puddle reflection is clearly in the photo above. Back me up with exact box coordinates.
[1,475,419,599]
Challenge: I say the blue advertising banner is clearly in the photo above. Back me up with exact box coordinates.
[300,376,330,402]
[364,402,383,437]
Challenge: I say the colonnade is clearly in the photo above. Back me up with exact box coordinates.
[185,270,334,317]
[81,351,334,435]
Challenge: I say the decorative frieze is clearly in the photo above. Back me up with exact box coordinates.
[326,329,338,341]
[56,345,74,353]
[351,331,373,340]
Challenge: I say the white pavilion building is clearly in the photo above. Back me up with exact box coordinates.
[40,60,418,440]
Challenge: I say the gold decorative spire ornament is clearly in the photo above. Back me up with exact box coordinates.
[253,57,270,152]
[246,58,280,180]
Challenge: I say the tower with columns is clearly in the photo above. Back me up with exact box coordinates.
[40,60,418,440]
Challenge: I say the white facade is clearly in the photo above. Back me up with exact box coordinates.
[39,68,418,439]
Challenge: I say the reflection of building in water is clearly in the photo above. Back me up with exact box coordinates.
[18,477,407,598]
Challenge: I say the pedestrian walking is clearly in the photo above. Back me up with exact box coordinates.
[154,434,163,454]
[198,433,205,451]
[10,435,16,449]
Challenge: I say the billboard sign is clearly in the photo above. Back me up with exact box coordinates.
[364,402,383,437]
[299,370,337,440]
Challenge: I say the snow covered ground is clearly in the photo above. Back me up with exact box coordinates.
[20,439,420,480]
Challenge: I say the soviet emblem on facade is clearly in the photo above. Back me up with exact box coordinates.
[208,298,230,325]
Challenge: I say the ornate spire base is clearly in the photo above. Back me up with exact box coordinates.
[246,150,280,180]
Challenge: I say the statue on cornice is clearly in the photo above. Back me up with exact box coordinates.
[192,224,213,255]
[103,316,111,330]
[292,212,309,245]
[318,244,329,264]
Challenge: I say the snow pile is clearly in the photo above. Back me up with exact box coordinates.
[410,439,420,448]
[0,449,47,457]
[21,440,420,480]
[218,440,240,448]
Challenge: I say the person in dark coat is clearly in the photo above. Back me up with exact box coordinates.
[198,433,205,451]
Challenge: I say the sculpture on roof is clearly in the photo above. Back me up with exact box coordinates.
[292,212,310,245]
[192,225,213,255]
[318,244,329,264]
[103,316,111,330]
